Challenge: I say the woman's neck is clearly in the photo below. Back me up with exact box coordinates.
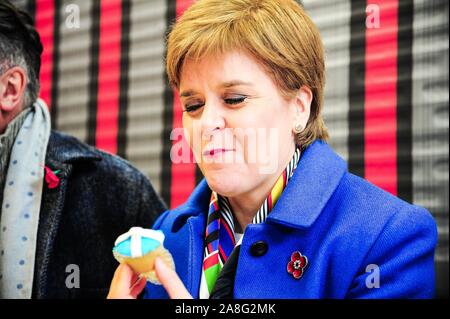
[228,144,296,233]
[228,190,269,233]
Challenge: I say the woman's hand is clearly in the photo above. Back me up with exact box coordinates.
[107,263,147,299]
[107,257,192,299]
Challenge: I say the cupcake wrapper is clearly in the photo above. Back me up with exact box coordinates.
[113,246,175,285]
[141,248,175,285]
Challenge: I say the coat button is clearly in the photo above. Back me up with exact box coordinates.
[250,241,268,257]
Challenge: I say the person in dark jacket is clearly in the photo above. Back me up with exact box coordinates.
[0,0,166,298]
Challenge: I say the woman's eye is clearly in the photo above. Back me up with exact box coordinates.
[224,96,247,105]
[184,103,204,113]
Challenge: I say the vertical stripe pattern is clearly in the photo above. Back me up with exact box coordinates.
[166,0,197,208]
[56,0,92,142]
[126,0,167,193]
[117,0,131,159]
[365,0,398,195]
[411,0,448,297]
[303,0,351,161]
[87,0,100,146]
[95,0,122,154]
[396,0,413,202]
[161,0,177,207]
[348,0,366,178]
[35,0,55,110]
[49,0,60,129]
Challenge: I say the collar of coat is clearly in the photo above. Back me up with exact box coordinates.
[46,131,102,165]
[170,140,347,231]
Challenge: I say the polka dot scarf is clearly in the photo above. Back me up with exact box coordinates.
[0,99,51,298]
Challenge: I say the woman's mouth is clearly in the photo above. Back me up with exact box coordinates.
[202,148,234,157]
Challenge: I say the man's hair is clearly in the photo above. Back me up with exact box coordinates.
[166,0,329,147]
[0,0,43,108]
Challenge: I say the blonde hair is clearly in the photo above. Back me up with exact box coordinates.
[166,0,329,147]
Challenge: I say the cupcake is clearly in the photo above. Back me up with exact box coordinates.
[113,227,175,285]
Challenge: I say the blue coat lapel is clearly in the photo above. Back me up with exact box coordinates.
[145,180,210,298]
[267,140,347,229]
[184,213,206,297]
[145,212,206,298]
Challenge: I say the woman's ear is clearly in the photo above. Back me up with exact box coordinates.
[0,66,27,112]
[291,85,312,134]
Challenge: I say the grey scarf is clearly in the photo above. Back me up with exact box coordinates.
[0,99,51,298]
[0,107,32,208]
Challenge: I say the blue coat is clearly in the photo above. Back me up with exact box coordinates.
[144,140,437,298]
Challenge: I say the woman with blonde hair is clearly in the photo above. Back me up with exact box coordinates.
[108,0,436,299]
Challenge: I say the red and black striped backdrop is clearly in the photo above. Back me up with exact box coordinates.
[12,0,448,297]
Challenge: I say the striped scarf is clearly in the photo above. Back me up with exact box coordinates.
[199,147,301,298]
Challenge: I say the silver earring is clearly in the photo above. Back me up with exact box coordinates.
[294,123,303,133]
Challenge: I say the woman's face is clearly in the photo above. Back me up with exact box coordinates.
[179,51,310,198]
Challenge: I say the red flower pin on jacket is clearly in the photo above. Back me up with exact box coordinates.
[287,251,308,279]
[44,166,60,189]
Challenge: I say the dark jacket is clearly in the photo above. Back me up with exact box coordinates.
[32,131,166,298]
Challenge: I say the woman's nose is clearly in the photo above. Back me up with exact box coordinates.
[200,101,226,139]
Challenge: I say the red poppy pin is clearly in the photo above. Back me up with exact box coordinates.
[44,166,60,189]
[287,251,308,279]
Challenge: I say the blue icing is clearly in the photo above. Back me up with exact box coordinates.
[113,237,161,257]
